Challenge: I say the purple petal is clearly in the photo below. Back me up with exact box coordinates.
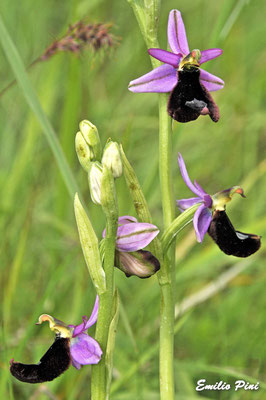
[118,216,137,225]
[177,197,201,212]
[103,216,138,238]
[72,358,82,370]
[177,153,204,197]
[116,223,159,252]
[148,48,182,68]
[200,69,224,92]
[203,194,213,208]
[194,180,208,195]
[84,295,99,330]
[167,9,189,55]
[200,49,223,64]
[193,204,212,243]
[128,64,177,93]
[72,316,87,337]
[70,333,102,366]
[72,296,99,337]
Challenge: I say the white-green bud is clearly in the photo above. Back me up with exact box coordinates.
[75,131,93,172]
[88,162,103,205]
[102,141,123,178]
[79,120,102,160]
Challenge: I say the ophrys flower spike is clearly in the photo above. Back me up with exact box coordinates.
[128,9,224,123]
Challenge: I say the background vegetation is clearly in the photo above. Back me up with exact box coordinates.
[0,0,265,398]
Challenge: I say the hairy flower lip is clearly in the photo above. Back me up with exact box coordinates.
[208,210,261,257]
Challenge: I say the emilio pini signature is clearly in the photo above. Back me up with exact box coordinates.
[196,379,260,392]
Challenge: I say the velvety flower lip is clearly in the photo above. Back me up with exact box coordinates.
[128,9,224,94]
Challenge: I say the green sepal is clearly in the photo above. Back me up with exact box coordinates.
[75,131,93,172]
[120,145,163,273]
[74,193,106,294]
[79,120,102,161]
[101,165,118,221]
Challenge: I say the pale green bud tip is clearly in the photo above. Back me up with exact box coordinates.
[79,120,99,147]
[102,141,123,178]
[75,131,93,172]
[88,162,103,205]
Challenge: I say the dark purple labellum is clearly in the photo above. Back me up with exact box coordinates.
[208,210,261,257]
[10,337,71,384]
[167,67,219,123]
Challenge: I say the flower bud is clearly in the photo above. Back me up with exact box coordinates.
[74,194,106,293]
[88,162,103,205]
[116,249,160,278]
[102,141,123,178]
[75,131,93,172]
[79,120,102,161]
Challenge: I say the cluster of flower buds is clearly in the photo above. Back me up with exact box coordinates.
[75,120,123,205]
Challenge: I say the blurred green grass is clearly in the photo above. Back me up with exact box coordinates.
[0,0,265,399]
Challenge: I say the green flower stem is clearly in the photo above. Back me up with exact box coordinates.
[157,94,175,400]
[161,204,200,252]
[91,167,118,400]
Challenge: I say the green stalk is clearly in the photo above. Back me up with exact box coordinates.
[157,94,175,400]
[161,204,200,252]
[91,167,118,400]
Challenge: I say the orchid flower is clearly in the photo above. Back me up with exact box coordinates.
[177,153,261,257]
[129,10,224,123]
[103,216,160,278]
[10,296,102,383]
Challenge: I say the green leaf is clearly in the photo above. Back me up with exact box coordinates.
[74,193,106,294]
[0,15,80,199]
